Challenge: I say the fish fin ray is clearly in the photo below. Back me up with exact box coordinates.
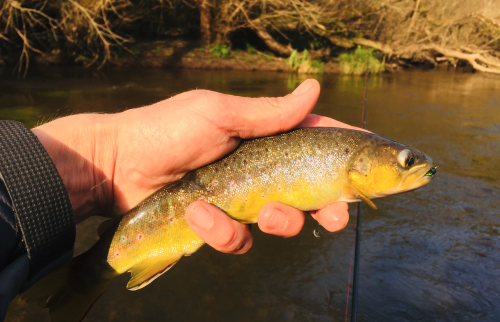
[126,255,182,291]
[346,185,377,209]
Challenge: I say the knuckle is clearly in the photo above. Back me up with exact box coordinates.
[260,96,284,110]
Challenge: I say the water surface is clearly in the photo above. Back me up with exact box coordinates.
[2,68,499,322]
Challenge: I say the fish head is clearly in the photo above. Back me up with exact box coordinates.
[348,141,436,199]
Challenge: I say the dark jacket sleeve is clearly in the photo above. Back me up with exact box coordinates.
[0,178,30,321]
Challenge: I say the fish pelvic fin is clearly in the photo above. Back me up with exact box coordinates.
[127,254,183,291]
[21,258,115,322]
[345,184,378,209]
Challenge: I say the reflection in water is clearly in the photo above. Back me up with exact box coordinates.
[2,68,500,322]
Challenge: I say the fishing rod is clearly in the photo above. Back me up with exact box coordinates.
[350,53,370,322]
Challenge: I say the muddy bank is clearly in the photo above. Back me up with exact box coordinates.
[31,39,464,75]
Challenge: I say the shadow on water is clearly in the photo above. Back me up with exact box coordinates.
[2,68,500,321]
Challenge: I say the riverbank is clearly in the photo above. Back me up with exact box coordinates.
[30,39,468,75]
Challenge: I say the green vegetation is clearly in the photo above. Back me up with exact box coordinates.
[339,47,385,75]
[289,49,324,74]
[289,49,307,71]
[246,44,256,54]
[209,44,230,58]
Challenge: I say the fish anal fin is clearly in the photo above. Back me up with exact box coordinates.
[127,255,182,291]
[345,185,377,209]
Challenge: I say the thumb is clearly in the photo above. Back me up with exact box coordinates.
[204,79,321,139]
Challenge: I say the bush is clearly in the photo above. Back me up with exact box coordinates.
[339,46,385,75]
[209,44,230,58]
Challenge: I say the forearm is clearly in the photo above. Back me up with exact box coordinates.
[32,114,119,223]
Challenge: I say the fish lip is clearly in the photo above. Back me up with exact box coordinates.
[398,163,435,191]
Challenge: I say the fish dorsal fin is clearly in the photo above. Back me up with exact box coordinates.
[127,254,183,291]
[346,185,377,209]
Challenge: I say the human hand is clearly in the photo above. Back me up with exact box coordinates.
[32,79,364,254]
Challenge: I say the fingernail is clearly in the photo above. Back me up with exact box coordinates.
[291,79,313,96]
[264,208,288,230]
[190,204,213,229]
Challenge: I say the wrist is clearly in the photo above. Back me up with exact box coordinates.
[32,114,120,223]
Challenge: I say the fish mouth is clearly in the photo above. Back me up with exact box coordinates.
[401,165,436,192]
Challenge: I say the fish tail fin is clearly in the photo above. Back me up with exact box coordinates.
[22,256,115,322]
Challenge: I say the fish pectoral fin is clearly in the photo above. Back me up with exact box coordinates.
[127,254,183,291]
[346,185,377,209]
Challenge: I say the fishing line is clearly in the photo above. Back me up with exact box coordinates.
[349,53,370,322]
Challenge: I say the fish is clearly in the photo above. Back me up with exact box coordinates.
[23,127,436,322]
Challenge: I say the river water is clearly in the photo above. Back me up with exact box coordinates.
[2,68,499,322]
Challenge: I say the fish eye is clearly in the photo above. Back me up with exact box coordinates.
[397,149,415,168]
[406,156,415,168]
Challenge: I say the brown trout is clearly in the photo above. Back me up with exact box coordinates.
[24,128,436,321]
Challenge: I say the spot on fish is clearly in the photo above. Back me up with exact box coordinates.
[213,180,218,185]
[181,199,184,203]
[345,148,350,155]
[137,234,143,240]
[336,142,339,146]
[121,236,126,242]
[246,175,252,183]
[151,215,155,220]
[328,155,334,161]
[199,197,204,201]
[232,157,236,162]
[230,181,236,190]
[359,158,364,162]
[278,187,281,192]
[115,253,120,257]
[320,171,323,174]
[317,145,321,148]
[224,163,228,167]
[169,217,174,222]
[288,177,292,182]
[265,148,269,152]
[261,193,265,198]
[285,152,289,157]
[215,167,219,172]
[276,164,282,170]
[263,175,269,180]
[243,160,247,165]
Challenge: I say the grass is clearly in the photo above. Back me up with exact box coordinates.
[339,46,385,75]
[289,49,324,74]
